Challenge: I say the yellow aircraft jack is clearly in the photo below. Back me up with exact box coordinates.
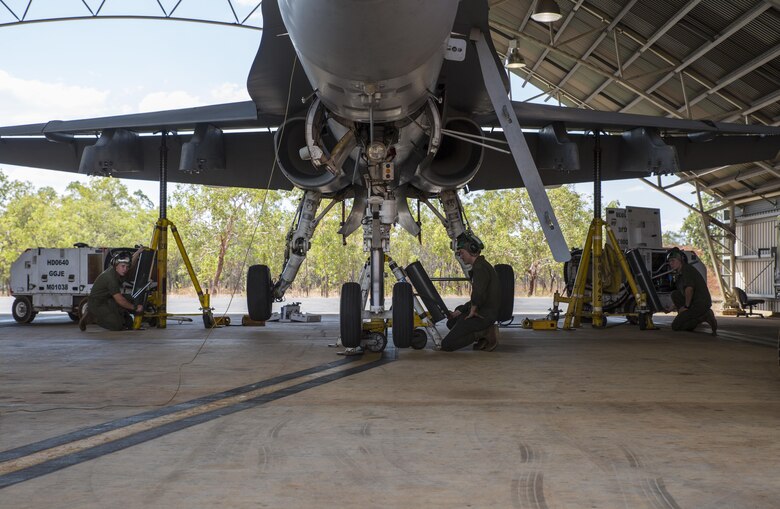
[551,130,655,331]
[132,218,229,330]
[553,216,656,330]
[132,131,229,330]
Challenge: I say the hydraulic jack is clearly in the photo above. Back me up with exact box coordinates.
[552,130,655,330]
[132,131,227,329]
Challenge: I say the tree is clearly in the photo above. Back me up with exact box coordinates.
[678,192,722,268]
[168,184,293,294]
[0,174,155,291]
[468,185,591,296]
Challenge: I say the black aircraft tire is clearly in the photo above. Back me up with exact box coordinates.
[392,282,414,348]
[247,264,273,321]
[494,264,515,323]
[67,312,79,322]
[340,282,363,348]
[12,297,35,324]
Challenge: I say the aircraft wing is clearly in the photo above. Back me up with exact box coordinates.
[466,100,780,192]
[0,102,295,191]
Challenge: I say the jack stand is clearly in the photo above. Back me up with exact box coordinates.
[553,130,655,331]
[132,131,227,330]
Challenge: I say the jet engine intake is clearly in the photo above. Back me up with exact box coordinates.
[411,118,484,193]
[274,116,355,194]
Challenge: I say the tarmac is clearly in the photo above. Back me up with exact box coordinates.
[1,296,779,508]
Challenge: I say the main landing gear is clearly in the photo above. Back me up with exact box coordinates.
[338,256,440,354]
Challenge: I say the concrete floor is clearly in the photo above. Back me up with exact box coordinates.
[0,308,778,508]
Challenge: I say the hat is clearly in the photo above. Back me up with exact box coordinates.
[111,251,132,266]
[666,247,687,264]
[455,231,484,254]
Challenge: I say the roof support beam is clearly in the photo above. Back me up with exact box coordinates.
[722,180,780,201]
[722,88,780,122]
[699,164,778,191]
[526,0,585,79]
[547,0,638,98]
[640,177,734,234]
[583,0,702,105]
[677,44,780,114]
[620,2,771,113]
[495,22,684,117]
[663,166,730,189]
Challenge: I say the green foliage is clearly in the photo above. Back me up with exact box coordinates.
[0,170,596,298]
[167,184,293,294]
[0,172,156,290]
[662,229,685,246]
[678,193,722,267]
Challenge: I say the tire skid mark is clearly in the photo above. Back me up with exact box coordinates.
[258,445,270,473]
[620,445,642,469]
[645,477,682,509]
[360,422,372,437]
[518,442,536,464]
[512,471,549,509]
[268,418,290,439]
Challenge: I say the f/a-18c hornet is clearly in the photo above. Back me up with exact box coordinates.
[1,1,779,351]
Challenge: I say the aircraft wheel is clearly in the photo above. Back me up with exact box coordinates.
[392,282,413,348]
[67,312,79,322]
[494,264,515,323]
[364,332,387,353]
[340,282,363,348]
[12,297,35,324]
[410,328,428,350]
[247,264,273,321]
[203,313,214,329]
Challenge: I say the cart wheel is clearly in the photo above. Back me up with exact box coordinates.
[410,328,428,350]
[364,332,387,352]
[625,298,638,325]
[247,264,273,321]
[340,282,363,348]
[77,297,89,319]
[12,297,35,324]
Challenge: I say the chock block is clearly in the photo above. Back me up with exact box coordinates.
[522,318,558,330]
[241,315,266,326]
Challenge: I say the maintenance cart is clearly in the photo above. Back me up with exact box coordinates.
[8,245,130,323]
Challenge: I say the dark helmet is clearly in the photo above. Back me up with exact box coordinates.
[666,247,687,264]
[455,231,484,255]
[111,251,132,267]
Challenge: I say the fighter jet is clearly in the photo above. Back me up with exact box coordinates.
[1,0,779,350]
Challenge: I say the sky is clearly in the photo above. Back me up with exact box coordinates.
[0,2,698,234]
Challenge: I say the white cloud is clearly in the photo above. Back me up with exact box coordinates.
[0,69,110,123]
[138,90,203,112]
[209,82,250,103]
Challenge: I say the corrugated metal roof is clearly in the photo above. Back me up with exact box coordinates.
[488,0,780,209]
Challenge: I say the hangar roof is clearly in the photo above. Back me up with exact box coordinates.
[488,0,780,211]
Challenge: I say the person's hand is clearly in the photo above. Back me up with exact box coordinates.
[466,305,482,320]
[135,304,144,314]
[448,309,461,320]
